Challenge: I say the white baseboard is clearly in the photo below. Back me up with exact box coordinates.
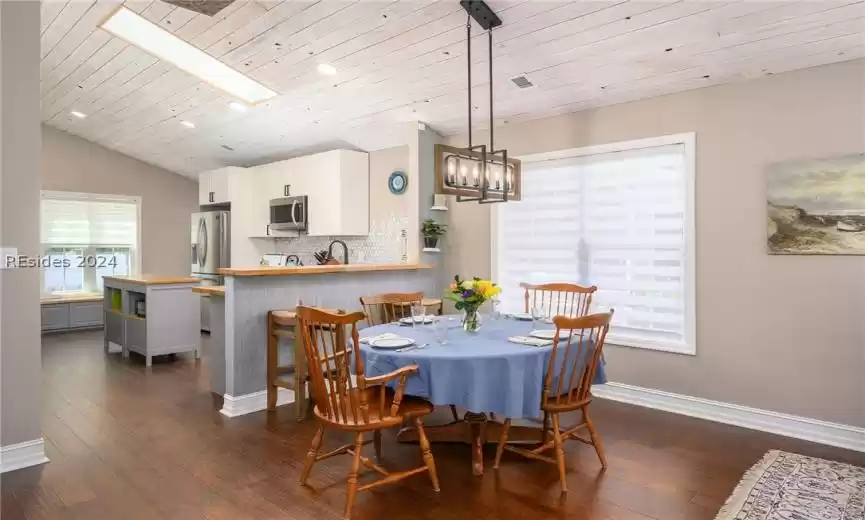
[220,388,295,418]
[1,438,49,473]
[592,382,865,453]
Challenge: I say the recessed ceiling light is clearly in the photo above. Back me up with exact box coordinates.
[317,63,337,76]
[228,101,248,113]
[180,121,195,129]
[100,7,277,105]
[70,111,87,119]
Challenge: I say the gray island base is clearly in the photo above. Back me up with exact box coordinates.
[103,275,202,367]
[218,264,437,418]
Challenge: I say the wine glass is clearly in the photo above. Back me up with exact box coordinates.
[489,297,502,322]
[432,316,449,344]
[531,304,546,332]
[410,302,426,327]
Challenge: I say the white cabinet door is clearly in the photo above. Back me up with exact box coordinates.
[264,159,297,199]
[198,173,212,205]
[210,168,232,204]
[69,302,103,327]
[198,168,236,205]
[41,304,70,331]
[232,167,270,239]
[305,152,342,236]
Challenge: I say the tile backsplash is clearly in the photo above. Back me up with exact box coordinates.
[255,213,410,266]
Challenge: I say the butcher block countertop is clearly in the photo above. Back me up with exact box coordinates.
[102,275,201,285]
[41,293,103,305]
[192,285,225,297]
[218,263,432,277]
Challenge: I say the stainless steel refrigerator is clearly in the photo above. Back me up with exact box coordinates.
[191,211,230,332]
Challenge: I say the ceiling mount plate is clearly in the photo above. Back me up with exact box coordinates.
[459,0,502,30]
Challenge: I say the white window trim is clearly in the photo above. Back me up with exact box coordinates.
[491,132,697,356]
[40,191,143,293]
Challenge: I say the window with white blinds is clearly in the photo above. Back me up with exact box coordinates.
[41,191,140,294]
[493,134,696,354]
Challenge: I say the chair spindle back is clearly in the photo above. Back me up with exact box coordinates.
[521,282,597,318]
[359,292,424,326]
[542,311,613,411]
[296,306,373,425]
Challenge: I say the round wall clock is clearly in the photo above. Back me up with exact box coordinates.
[388,170,408,194]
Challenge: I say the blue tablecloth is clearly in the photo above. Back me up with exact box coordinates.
[357,316,607,419]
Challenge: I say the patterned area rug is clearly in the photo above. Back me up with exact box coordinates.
[716,450,865,519]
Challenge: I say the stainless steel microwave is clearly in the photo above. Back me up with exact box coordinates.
[269,195,308,231]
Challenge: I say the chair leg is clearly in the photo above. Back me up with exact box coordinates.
[493,418,511,470]
[415,417,440,492]
[541,411,549,445]
[266,318,278,411]
[299,426,324,485]
[584,408,607,468]
[344,432,364,520]
[551,413,568,493]
[373,430,382,461]
[449,405,460,422]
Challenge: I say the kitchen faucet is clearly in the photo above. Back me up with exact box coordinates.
[328,240,349,265]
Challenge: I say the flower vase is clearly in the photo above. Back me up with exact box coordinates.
[462,306,482,333]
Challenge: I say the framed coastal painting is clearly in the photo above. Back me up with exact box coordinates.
[767,153,865,255]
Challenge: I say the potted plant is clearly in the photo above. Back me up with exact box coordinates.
[421,218,447,249]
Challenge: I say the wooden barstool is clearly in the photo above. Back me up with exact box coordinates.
[267,309,309,421]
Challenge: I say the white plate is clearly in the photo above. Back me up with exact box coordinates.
[510,313,533,321]
[529,329,570,340]
[399,316,434,325]
[369,337,414,349]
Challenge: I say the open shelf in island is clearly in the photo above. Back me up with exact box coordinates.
[102,275,201,367]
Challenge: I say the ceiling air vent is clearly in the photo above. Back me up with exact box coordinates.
[161,0,235,16]
[511,75,534,89]
[220,144,235,152]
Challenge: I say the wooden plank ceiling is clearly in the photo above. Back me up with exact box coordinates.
[40,0,865,177]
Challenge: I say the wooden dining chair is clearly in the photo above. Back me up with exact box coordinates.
[521,282,597,318]
[493,311,614,494]
[359,292,424,326]
[295,306,439,519]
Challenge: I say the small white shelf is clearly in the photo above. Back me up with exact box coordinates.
[430,206,448,211]
[422,247,441,253]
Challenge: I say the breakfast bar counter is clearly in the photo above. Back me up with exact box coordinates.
[215,263,439,418]
[218,263,432,277]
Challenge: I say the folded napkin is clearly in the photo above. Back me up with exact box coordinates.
[508,336,554,347]
[360,332,404,344]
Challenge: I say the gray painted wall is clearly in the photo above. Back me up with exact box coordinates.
[445,59,865,428]
[41,125,199,276]
[1,1,42,447]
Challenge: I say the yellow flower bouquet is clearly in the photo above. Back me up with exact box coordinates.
[445,275,501,332]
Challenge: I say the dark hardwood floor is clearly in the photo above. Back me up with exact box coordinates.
[3,330,863,520]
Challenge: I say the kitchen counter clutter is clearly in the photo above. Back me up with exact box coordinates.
[218,263,432,277]
[103,276,201,367]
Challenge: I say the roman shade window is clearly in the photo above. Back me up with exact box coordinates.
[494,134,696,354]
[41,195,137,247]
[40,191,140,295]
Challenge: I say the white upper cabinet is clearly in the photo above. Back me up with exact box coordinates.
[198,167,239,205]
[198,151,370,239]
[305,150,369,236]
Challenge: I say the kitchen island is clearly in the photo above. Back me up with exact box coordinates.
[215,263,438,417]
[103,275,201,366]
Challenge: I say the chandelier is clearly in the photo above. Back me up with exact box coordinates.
[435,0,521,203]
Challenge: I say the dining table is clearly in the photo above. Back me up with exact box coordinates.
[358,315,607,475]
